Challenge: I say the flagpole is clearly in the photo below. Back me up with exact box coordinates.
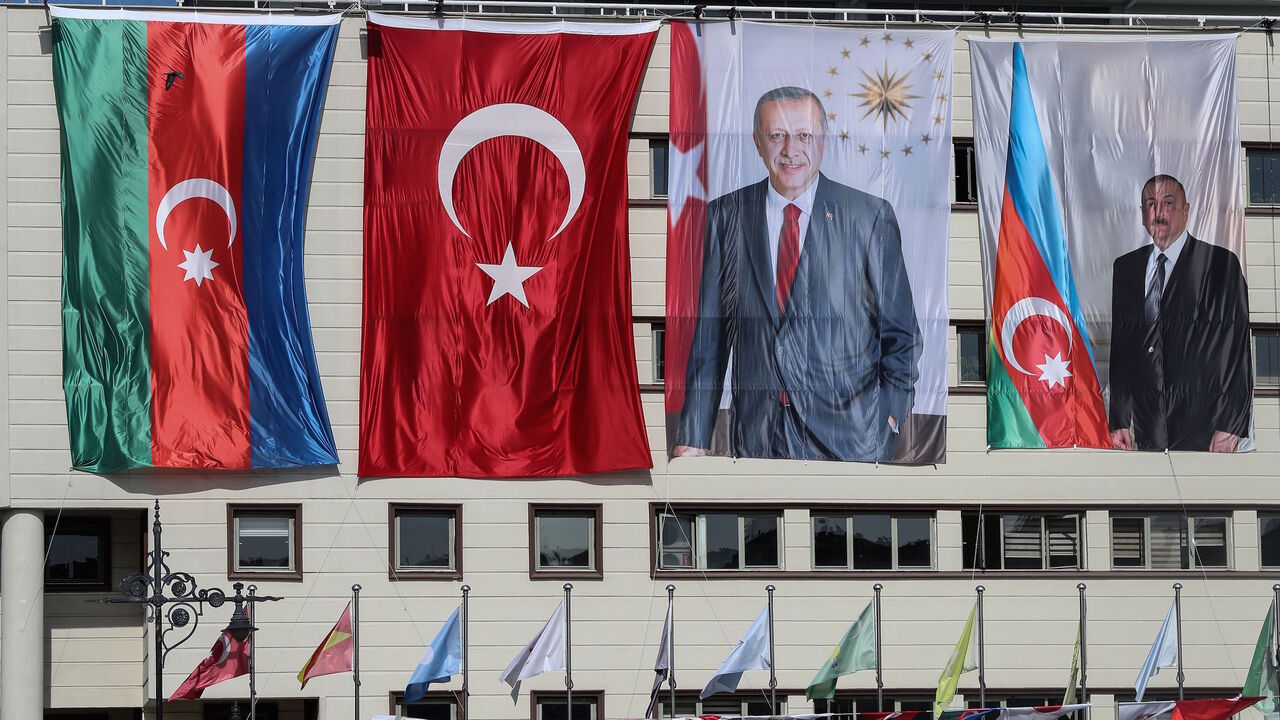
[564,583,574,720]
[462,584,471,720]
[1173,583,1183,700]
[976,585,985,708]
[351,585,361,720]
[1077,583,1088,719]
[874,583,884,712]
[248,585,257,720]
[667,584,677,720]
[767,584,777,715]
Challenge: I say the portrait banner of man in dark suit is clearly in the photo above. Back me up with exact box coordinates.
[1109,174,1253,452]
[664,23,954,464]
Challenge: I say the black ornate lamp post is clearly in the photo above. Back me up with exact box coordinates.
[97,500,282,720]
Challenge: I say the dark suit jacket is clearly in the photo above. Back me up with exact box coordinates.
[677,174,922,461]
[1109,234,1252,451]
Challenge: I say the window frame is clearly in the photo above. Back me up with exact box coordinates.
[814,693,934,720]
[953,137,978,205]
[657,692,789,718]
[655,507,785,573]
[388,503,462,581]
[44,515,112,593]
[955,321,988,386]
[531,690,604,720]
[653,323,666,384]
[962,511,1085,572]
[1245,143,1280,207]
[1109,513,1233,571]
[1261,512,1280,569]
[810,512,936,571]
[1255,327,1280,388]
[390,690,461,720]
[649,138,669,199]
[227,503,303,581]
[529,504,604,580]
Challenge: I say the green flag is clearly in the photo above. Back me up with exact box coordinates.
[806,601,877,700]
[1243,599,1278,718]
[1063,625,1081,705]
[935,602,979,716]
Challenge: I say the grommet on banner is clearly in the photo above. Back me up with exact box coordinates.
[693,3,705,19]
[727,6,738,21]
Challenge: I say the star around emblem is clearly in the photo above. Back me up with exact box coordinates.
[477,242,543,308]
[1036,352,1073,389]
[178,244,219,286]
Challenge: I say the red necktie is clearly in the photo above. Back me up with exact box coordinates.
[776,203,802,312]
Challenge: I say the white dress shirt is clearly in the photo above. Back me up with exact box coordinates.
[1144,229,1188,292]
[764,179,818,281]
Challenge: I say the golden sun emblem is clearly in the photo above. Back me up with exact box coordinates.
[852,62,919,130]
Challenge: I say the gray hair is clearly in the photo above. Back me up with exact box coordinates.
[752,86,829,138]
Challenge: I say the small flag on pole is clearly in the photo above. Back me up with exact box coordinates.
[169,628,250,700]
[1063,625,1081,705]
[700,606,771,699]
[806,600,877,700]
[406,607,463,705]
[1243,599,1278,717]
[1134,601,1178,702]
[500,602,567,702]
[298,602,354,689]
[934,601,979,715]
[645,600,674,718]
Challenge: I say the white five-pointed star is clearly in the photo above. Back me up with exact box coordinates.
[668,141,707,225]
[476,242,543,308]
[177,244,219,287]
[1035,352,1073,389]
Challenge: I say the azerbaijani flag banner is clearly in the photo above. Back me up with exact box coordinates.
[971,37,1250,452]
[52,8,340,471]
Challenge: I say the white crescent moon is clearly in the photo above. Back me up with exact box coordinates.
[1000,296,1074,376]
[437,103,585,241]
[212,634,232,665]
[155,178,238,252]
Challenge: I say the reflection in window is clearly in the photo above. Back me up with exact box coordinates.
[657,510,783,571]
[536,511,595,570]
[812,513,935,570]
[1110,513,1230,570]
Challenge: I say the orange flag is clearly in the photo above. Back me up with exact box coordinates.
[298,602,353,689]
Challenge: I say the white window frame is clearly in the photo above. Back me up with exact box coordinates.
[535,510,596,572]
[232,511,296,573]
[1110,513,1233,570]
[809,513,936,570]
[658,511,783,571]
[394,508,457,573]
[997,513,1083,570]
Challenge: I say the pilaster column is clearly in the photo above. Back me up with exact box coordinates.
[1,509,45,720]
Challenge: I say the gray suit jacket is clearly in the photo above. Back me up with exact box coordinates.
[677,174,922,461]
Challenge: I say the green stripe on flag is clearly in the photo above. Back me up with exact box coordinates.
[54,18,153,471]
[986,340,1045,448]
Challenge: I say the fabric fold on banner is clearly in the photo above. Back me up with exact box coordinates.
[500,602,566,702]
[51,7,340,471]
[170,628,250,700]
[665,21,953,465]
[405,606,463,704]
[701,606,771,699]
[1135,601,1179,702]
[360,14,656,478]
[298,602,354,689]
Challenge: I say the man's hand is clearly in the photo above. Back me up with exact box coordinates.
[672,445,708,457]
[1209,430,1240,453]
[887,416,899,434]
[1111,429,1133,451]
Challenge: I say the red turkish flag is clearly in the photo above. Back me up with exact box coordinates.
[168,630,249,701]
[360,14,657,477]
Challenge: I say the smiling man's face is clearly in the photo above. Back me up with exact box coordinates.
[753,97,825,200]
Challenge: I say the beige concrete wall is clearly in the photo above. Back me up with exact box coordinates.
[2,9,1279,719]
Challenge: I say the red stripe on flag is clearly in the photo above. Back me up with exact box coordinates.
[147,22,251,468]
[992,186,1108,448]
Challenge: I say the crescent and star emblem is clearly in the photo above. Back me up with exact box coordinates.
[437,103,585,309]
[211,634,232,665]
[155,178,238,287]
[999,296,1075,389]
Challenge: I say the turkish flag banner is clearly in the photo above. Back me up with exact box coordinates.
[361,14,657,477]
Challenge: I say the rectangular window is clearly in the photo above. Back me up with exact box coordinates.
[962,512,1082,571]
[390,504,461,580]
[534,692,601,720]
[228,505,301,580]
[653,324,666,383]
[203,702,278,720]
[1256,330,1280,387]
[44,516,111,592]
[531,505,602,578]
[1248,147,1280,205]
[812,513,935,570]
[1110,513,1232,570]
[657,510,782,571]
[815,696,933,720]
[395,692,458,720]
[1262,513,1280,568]
[660,695,786,718]
[954,139,977,203]
[957,324,988,384]
[650,139,669,198]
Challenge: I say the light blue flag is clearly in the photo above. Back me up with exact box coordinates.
[405,607,463,705]
[1134,601,1178,702]
[700,605,771,699]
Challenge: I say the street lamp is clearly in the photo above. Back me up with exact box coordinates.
[97,500,282,720]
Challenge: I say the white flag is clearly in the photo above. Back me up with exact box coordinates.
[646,600,674,718]
[700,605,771,699]
[500,601,567,703]
[1134,601,1178,702]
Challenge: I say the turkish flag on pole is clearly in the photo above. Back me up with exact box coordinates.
[361,14,657,477]
[168,630,249,701]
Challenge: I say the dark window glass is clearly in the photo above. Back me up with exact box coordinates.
[852,514,892,569]
[1249,148,1280,204]
[1257,330,1280,386]
[1263,514,1280,568]
[1002,514,1044,570]
[204,703,278,720]
[654,326,666,382]
[954,139,977,203]
[1149,514,1188,569]
[1191,517,1228,569]
[743,514,779,567]
[537,513,592,569]
[705,513,740,569]
[813,515,849,568]
[958,325,988,383]
[651,140,669,198]
[1111,517,1146,568]
[660,514,695,569]
[537,697,596,720]
[897,515,933,567]
[403,700,454,720]
[397,512,452,569]
[1046,515,1081,569]
[45,524,106,585]
[236,513,292,569]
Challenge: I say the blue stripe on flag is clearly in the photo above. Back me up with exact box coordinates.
[1004,42,1098,361]
[242,23,340,468]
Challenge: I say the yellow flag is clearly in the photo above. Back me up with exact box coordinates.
[934,602,979,715]
[1063,625,1081,705]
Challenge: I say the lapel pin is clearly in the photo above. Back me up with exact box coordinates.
[825,209,834,221]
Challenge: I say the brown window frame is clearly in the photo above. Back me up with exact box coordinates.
[227,503,303,581]
[529,504,604,580]
[389,503,463,581]
[389,690,462,719]
[530,690,604,720]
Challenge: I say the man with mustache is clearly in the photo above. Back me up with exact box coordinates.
[1109,174,1252,452]
[674,86,921,461]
